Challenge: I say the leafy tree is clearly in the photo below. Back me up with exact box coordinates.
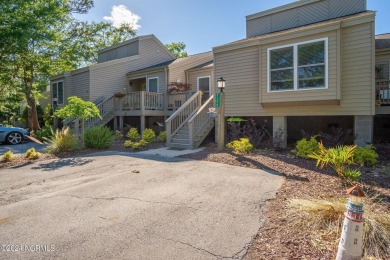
[0,0,136,130]
[55,96,101,145]
[165,42,188,58]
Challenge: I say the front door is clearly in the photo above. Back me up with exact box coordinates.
[198,76,210,102]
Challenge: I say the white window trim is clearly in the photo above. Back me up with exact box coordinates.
[197,76,211,93]
[51,80,64,105]
[267,37,328,93]
[147,77,159,93]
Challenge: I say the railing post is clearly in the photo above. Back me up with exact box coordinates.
[188,121,194,149]
[166,121,172,144]
[141,91,145,114]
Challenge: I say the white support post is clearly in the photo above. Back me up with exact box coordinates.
[141,116,145,133]
[354,115,373,147]
[273,116,287,148]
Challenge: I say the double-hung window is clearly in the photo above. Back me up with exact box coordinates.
[268,38,328,92]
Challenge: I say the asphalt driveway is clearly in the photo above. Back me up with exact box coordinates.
[0,152,283,260]
[0,141,46,156]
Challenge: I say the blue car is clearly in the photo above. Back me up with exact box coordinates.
[0,125,30,145]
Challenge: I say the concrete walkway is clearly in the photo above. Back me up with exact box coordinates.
[0,152,283,260]
[136,147,205,158]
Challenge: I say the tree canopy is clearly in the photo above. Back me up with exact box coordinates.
[165,42,188,58]
[0,0,136,129]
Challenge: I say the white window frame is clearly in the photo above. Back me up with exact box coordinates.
[51,80,64,105]
[267,37,328,93]
[147,77,159,93]
[197,76,211,93]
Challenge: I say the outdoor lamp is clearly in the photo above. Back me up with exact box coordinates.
[217,77,226,93]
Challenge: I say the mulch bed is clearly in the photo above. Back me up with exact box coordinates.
[179,143,390,259]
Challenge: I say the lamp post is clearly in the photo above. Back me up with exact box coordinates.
[217,77,226,151]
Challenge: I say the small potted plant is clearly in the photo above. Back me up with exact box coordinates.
[207,107,218,118]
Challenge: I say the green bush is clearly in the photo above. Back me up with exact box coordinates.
[45,127,78,154]
[157,131,167,142]
[354,145,378,166]
[142,128,156,143]
[32,126,53,141]
[115,130,123,140]
[132,142,142,150]
[126,128,140,141]
[2,151,14,162]
[25,148,39,160]
[342,168,361,181]
[226,138,254,154]
[292,136,320,159]
[84,126,114,149]
[124,140,134,148]
[139,139,147,146]
[309,142,358,181]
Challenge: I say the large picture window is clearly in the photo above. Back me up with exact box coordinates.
[268,38,328,92]
[52,81,64,105]
[148,77,158,93]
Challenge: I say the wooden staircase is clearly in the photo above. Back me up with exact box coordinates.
[166,92,214,149]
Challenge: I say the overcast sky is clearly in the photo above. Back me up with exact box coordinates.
[74,0,390,55]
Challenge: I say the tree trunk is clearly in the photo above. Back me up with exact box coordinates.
[26,87,40,130]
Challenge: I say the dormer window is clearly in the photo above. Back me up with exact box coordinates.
[268,38,328,92]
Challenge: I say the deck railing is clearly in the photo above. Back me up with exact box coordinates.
[145,92,165,111]
[376,80,390,105]
[165,91,202,143]
[122,92,141,110]
[167,91,196,111]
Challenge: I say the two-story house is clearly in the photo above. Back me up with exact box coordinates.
[51,0,389,149]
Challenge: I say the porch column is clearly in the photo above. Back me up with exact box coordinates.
[114,116,118,131]
[140,116,145,133]
[354,115,373,146]
[119,116,124,130]
[273,116,287,148]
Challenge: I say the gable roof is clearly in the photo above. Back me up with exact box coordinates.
[376,33,390,49]
[187,60,214,71]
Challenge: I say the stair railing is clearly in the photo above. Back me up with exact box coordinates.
[188,95,214,148]
[85,95,115,128]
[165,91,202,143]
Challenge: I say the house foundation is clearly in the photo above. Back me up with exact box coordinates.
[354,115,374,146]
[273,116,287,148]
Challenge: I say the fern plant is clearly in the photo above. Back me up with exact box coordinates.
[309,142,359,181]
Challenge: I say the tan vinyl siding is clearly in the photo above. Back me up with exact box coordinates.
[215,18,374,117]
[188,68,213,91]
[71,70,90,101]
[89,37,174,100]
[246,0,366,38]
[169,52,213,83]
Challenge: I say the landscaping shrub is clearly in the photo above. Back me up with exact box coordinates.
[342,168,361,181]
[142,128,156,143]
[157,131,167,142]
[354,145,378,166]
[45,127,78,154]
[227,119,272,148]
[132,142,143,150]
[124,140,134,148]
[32,126,53,141]
[25,148,39,160]
[226,138,254,154]
[84,126,114,149]
[292,136,320,159]
[2,151,14,162]
[126,127,139,141]
[115,130,123,140]
[139,139,147,146]
[309,142,358,181]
